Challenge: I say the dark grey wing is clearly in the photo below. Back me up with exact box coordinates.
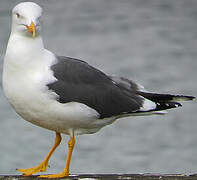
[109,76,143,95]
[47,56,144,119]
[110,76,195,112]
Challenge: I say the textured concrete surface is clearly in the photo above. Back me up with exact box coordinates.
[1,174,197,180]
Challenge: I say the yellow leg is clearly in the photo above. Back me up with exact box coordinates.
[18,132,62,176]
[39,135,75,178]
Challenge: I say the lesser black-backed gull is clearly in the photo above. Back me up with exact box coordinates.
[3,2,195,178]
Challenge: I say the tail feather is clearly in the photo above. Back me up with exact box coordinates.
[138,92,195,102]
[138,91,195,112]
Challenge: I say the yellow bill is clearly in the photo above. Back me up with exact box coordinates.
[26,21,36,38]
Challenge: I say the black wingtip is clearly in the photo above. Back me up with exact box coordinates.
[188,96,195,101]
[176,102,182,107]
[173,95,196,102]
[153,101,182,111]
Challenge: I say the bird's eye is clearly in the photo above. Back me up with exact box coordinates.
[16,13,21,18]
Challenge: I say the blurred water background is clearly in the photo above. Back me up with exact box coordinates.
[0,0,197,175]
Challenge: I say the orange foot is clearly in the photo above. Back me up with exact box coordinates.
[39,172,69,178]
[17,161,48,176]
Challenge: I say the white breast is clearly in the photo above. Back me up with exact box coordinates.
[3,35,105,135]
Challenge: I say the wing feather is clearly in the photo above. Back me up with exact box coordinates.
[47,56,144,118]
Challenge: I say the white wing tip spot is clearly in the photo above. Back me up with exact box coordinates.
[140,98,156,112]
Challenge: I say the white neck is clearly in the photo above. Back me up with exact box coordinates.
[4,32,45,67]
[9,32,44,53]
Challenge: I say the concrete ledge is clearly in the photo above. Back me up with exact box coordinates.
[1,174,197,180]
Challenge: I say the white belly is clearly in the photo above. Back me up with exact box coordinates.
[3,36,116,135]
[3,53,116,135]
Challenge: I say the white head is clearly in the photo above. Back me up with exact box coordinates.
[11,2,42,38]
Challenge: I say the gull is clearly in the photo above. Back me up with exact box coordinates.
[3,2,195,178]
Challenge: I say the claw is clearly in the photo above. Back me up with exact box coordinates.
[17,161,48,176]
[39,172,69,179]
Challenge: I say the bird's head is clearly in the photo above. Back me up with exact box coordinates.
[12,2,42,38]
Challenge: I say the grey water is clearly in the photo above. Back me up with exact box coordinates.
[0,0,197,175]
